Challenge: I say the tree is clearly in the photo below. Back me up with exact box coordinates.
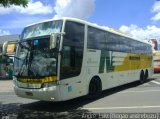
[0,0,28,7]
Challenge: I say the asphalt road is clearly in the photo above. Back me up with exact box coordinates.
[1,74,160,119]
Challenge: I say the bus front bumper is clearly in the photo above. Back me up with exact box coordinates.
[13,84,61,102]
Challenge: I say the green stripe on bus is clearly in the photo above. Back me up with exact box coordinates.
[99,51,115,73]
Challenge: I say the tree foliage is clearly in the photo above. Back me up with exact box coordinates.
[0,0,28,7]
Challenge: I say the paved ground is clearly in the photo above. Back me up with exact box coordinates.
[1,75,160,119]
[0,80,13,93]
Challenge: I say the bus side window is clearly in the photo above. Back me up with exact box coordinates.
[60,21,84,79]
[61,46,71,70]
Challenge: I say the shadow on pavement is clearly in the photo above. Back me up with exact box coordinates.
[0,102,90,119]
[0,78,156,119]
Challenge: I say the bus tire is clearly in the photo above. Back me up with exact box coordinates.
[145,70,148,80]
[88,77,102,99]
[140,70,145,83]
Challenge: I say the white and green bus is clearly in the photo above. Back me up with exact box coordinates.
[5,18,153,101]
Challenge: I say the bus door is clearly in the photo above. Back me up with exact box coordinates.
[59,21,85,100]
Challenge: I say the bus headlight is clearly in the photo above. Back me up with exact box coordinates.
[42,82,56,88]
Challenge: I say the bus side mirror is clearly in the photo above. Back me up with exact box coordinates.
[50,34,57,49]
[2,41,8,56]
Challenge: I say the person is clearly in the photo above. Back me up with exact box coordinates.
[4,64,13,78]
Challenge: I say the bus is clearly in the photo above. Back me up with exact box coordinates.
[1,40,18,78]
[153,51,160,72]
[151,39,160,72]
[3,18,153,101]
[3,40,18,56]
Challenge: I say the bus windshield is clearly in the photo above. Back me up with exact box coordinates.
[14,20,62,78]
[14,36,59,78]
[21,20,62,40]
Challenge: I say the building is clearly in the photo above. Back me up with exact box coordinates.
[0,35,19,79]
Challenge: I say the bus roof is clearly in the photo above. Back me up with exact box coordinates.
[26,17,151,46]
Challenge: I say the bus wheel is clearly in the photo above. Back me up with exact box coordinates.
[140,70,145,83]
[88,77,102,99]
[145,70,148,80]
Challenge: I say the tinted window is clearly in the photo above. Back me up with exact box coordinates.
[87,26,152,55]
[60,21,84,79]
[88,26,106,49]
[106,32,120,51]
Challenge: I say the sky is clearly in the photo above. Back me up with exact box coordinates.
[0,0,160,41]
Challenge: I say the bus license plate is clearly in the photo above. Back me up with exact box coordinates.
[25,92,33,96]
